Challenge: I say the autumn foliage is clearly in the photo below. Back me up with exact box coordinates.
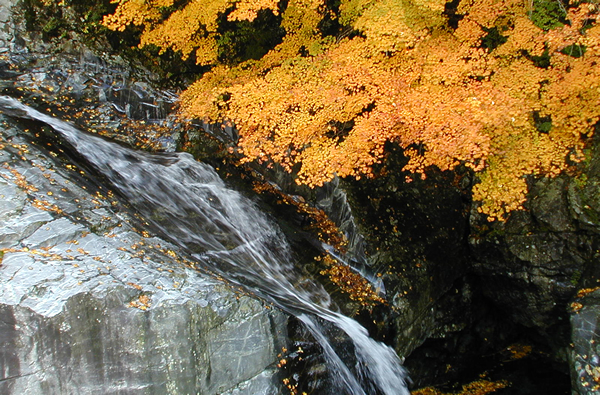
[103,0,600,220]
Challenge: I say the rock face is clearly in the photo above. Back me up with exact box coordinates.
[343,138,600,392]
[0,111,287,395]
[570,288,600,394]
[469,180,585,347]
[341,146,479,386]
[0,107,289,394]
[468,133,600,391]
[0,2,288,393]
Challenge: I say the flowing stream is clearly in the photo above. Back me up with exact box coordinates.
[0,95,410,395]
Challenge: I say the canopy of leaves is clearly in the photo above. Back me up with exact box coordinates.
[103,0,600,221]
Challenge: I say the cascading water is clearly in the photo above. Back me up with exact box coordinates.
[316,179,387,298]
[0,95,410,395]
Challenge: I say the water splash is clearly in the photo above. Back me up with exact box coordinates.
[0,95,410,395]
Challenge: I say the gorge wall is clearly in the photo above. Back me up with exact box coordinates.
[341,127,600,392]
[2,0,600,393]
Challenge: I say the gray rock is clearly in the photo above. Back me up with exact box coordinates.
[0,287,286,395]
[0,111,287,394]
[568,176,600,231]
[0,0,15,43]
[530,177,576,232]
[0,177,26,219]
[468,168,600,391]
[22,217,87,248]
[570,289,600,395]
[221,370,281,395]
[0,205,54,248]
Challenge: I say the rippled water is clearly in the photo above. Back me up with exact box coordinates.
[0,95,410,395]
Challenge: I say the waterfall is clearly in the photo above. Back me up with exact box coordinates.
[0,95,410,395]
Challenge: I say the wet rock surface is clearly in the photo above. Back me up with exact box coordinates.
[0,112,287,395]
[570,288,600,394]
[344,139,599,392]
[0,0,182,153]
[0,2,288,394]
[466,136,600,393]
[341,144,475,384]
